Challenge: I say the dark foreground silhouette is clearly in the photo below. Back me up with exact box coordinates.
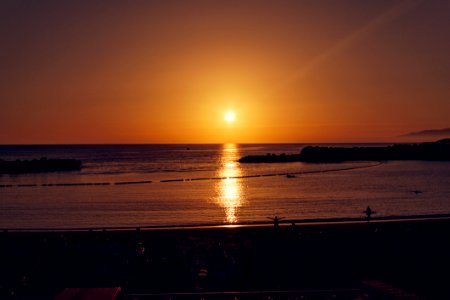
[2,217,450,299]
[0,157,82,174]
[239,139,450,163]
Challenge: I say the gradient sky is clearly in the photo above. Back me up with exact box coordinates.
[1,0,449,144]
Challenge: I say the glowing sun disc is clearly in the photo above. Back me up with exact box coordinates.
[224,111,236,123]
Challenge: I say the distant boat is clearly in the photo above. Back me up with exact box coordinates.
[286,174,296,178]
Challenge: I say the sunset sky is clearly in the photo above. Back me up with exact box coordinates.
[1,0,449,144]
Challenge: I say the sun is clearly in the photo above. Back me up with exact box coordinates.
[224,111,236,123]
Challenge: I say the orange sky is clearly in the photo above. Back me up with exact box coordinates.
[1,0,449,144]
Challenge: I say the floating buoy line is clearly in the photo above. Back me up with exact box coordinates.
[0,162,382,188]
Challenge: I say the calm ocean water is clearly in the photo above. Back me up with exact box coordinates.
[1,144,450,229]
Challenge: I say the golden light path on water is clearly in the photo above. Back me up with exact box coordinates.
[215,144,244,223]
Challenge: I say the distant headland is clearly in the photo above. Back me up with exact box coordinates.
[0,157,82,174]
[239,139,450,163]
[401,127,450,138]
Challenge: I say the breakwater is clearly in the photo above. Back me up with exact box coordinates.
[0,157,82,174]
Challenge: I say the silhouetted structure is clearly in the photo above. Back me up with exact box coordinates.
[268,216,284,228]
[2,218,450,299]
[364,206,375,221]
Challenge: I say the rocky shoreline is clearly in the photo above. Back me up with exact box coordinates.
[239,139,450,163]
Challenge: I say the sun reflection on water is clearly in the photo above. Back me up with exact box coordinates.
[216,143,243,223]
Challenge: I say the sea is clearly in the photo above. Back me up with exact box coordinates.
[1,144,450,229]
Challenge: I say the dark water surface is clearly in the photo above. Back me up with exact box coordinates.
[1,144,450,228]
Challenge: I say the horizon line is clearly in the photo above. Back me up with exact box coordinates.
[0,141,426,146]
